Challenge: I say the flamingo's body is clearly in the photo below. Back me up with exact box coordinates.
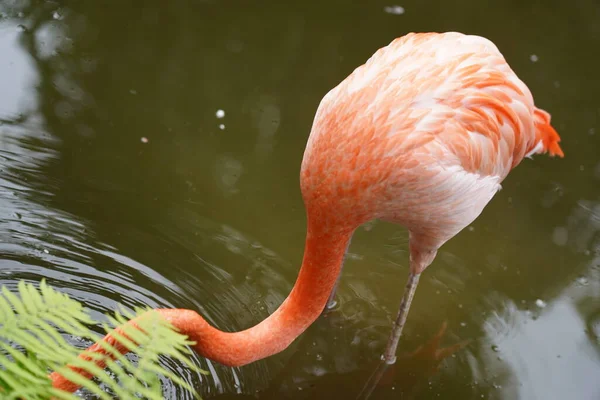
[51,32,563,392]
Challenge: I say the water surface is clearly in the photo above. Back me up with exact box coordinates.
[0,1,599,399]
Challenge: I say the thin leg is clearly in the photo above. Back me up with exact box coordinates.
[324,237,352,311]
[382,271,421,364]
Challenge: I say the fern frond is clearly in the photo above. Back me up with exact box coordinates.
[0,280,207,399]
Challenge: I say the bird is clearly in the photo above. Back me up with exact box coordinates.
[51,31,563,392]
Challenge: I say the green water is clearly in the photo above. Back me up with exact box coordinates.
[0,1,599,399]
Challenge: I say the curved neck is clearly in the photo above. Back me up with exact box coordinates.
[160,222,353,367]
[50,221,353,392]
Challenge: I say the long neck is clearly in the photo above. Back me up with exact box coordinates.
[50,219,352,392]
[162,220,352,367]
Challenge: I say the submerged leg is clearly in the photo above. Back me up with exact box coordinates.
[382,271,421,364]
[324,237,353,311]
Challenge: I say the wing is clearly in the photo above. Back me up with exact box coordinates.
[306,32,563,182]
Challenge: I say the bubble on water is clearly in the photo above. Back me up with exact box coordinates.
[315,353,323,361]
[535,299,546,308]
[468,226,474,232]
[140,137,148,143]
[43,249,49,254]
[52,10,63,20]
[129,89,137,95]
[384,5,405,14]
[219,124,225,130]
[530,54,539,62]
[216,109,225,118]
[589,128,596,136]
[460,322,467,327]
[576,276,589,286]
[491,344,500,352]
[553,81,561,88]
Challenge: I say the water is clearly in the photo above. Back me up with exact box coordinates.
[0,0,599,399]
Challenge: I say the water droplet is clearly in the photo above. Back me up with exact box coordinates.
[460,322,467,327]
[219,124,225,130]
[576,276,589,286]
[468,226,475,232]
[216,109,225,118]
[491,344,500,352]
[43,249,49,254]
[384,5,405,15]
[140,137,148,143]
[530,54,539,62]
[458,303,463,309]
[535,299,546,308]
[316,353,323,361]
[52,10,63,20]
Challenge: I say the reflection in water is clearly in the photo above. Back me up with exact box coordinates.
[0,1,599,399]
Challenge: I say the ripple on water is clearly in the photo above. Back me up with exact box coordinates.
[0,124,211,398]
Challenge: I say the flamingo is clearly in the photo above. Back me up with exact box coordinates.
[51,32,563,393]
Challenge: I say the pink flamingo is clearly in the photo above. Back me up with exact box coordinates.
[51,32,563,392]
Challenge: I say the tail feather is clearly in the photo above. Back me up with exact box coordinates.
[533,108,564,157]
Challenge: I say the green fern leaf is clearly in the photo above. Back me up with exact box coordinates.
[0,280,207,399]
